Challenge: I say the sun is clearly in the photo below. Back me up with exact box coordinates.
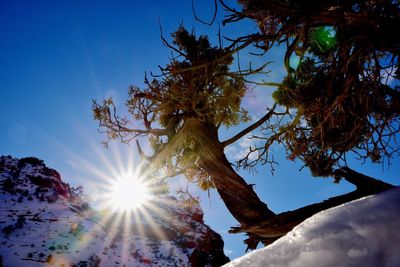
[109,175,151,212]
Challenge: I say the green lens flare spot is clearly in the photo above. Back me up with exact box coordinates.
[289,54,301,70]
[310,26,337,53]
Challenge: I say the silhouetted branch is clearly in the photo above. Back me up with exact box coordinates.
[192,0,218,26]
[222,104,277,147]
[230,168,395,250]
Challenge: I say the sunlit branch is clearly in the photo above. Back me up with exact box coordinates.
[159,23,187,59]
[93,98,168,147]
[136,140,154,162]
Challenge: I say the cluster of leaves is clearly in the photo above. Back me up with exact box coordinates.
[230,0,400,176]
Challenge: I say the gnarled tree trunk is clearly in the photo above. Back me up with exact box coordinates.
[190,121,276,226]
[182,120,395,250]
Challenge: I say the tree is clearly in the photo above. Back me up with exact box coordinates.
[224,0,400,177]
[93,26,276,228]
[92,0,398,249]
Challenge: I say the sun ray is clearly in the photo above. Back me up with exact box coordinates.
[89,139,123,180]
[107,173,151,212]
[145,199,172,220]
[101,211,125,254]
[131,208,148,241]
[136,203,169,241]
[111,143,126,177]
[34,124,171,262]
[69,210,117,258]
[120,212,131,264]
[17,117,173,264]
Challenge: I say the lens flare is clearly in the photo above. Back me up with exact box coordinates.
[109,175,150,212]
[311,26,337,53]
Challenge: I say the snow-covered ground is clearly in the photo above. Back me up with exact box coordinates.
[0,156,229,266]
[225,187,400,267]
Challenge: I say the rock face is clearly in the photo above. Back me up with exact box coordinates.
[0,156,229,267]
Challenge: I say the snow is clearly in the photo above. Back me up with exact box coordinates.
[224,187,400,267]
[0,156,228,266]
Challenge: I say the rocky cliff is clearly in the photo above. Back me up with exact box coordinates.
[0,156,229,267]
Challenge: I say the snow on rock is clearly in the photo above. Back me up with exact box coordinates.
[224,186,400,267]
[0,155,229,266]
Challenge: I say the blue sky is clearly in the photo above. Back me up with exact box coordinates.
[1,0,399,260]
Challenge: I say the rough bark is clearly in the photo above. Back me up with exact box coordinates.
[193,122,276,226]
[182,121,395,250]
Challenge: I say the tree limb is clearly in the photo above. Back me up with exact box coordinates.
[222,103,276,147]
[230,167,395,250]
[192,0,218,26]
[136,140,154,162]
[333,167,394,192]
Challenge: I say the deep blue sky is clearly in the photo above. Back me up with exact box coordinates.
[1,0,399,260]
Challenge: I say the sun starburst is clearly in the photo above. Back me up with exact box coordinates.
[109,174,151,212]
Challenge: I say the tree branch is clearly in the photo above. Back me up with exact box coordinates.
[230,168,395,250]
[222,104,276,147]
[333,167,394,192]
[136,140,154,162]
[192,0,218,26]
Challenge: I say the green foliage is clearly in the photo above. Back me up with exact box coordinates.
[272,76,297,108]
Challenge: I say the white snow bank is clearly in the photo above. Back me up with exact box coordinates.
[225,187,400,267]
